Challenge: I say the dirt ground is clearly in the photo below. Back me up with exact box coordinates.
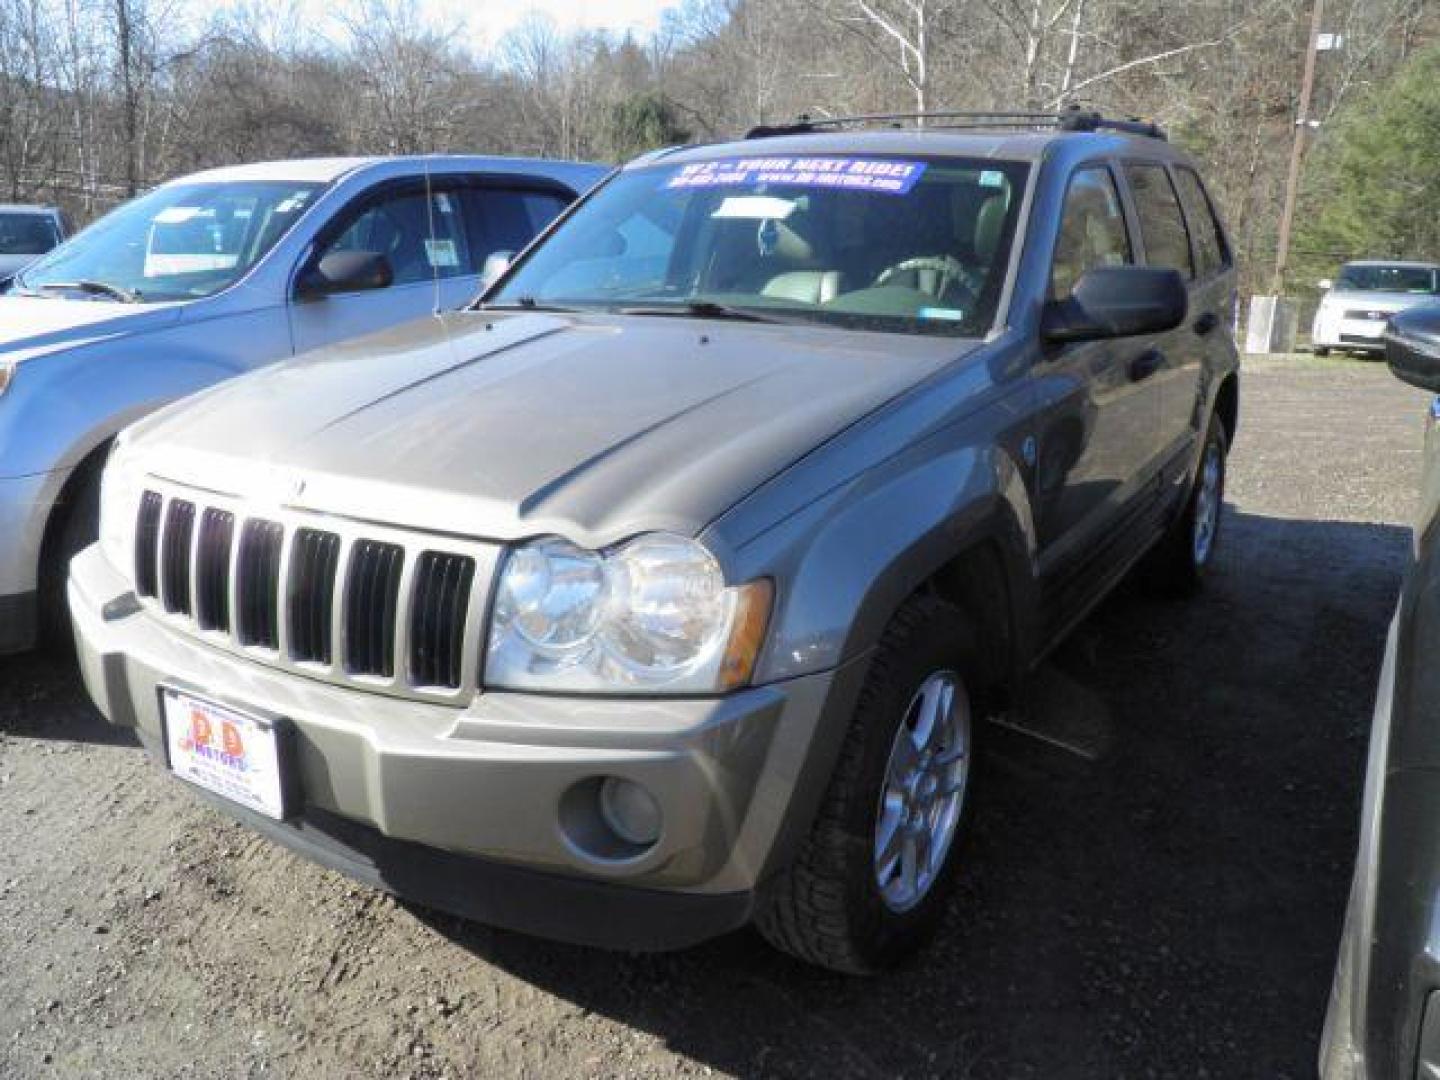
[0,355,1429,1079]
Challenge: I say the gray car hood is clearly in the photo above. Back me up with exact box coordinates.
[129,310,972,546]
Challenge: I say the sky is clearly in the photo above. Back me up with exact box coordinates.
[458,0,679,45]
[191,0,685,52]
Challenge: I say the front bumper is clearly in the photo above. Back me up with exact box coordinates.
[1313,311,1390,352]
[71,544,862,950]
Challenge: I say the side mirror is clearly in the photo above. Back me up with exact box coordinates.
[1385,304,1440,392]
[1317,278,1333,291]
[479,250,515,291]
[297,250,393,299]
[1041,265,1188,345]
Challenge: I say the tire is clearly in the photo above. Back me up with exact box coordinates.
[756,595,979,974]
[1313,346,1330,357]
[39,462,102,650]
[1142,415,1227,597]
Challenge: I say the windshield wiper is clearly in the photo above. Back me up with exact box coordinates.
[617,300,782,324]
[477,296,582,313]
[33,280,142,303]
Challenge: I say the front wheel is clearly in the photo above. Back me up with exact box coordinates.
[756,595,978,973]
[1313,346,1331,357]
[40,461,102,650]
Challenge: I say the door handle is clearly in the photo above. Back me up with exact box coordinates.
[1193,311,1219,336]
[1128,349,1163,382]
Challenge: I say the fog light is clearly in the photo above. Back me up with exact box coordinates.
[598,777,662,847]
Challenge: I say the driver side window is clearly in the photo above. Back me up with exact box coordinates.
[1050,166,1133,300]
[320,187,473,289]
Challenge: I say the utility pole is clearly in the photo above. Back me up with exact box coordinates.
[1272,0,1325,294]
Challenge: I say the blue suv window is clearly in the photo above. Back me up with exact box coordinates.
[1124,163,1194,280]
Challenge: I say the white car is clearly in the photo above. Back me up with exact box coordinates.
[0,155,605,653]
[1311,260,1440,356]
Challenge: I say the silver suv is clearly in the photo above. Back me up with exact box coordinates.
[72,111,1240,972]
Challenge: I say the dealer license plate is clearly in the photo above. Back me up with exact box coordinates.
[160,688,288,820]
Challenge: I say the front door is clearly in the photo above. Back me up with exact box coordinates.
[288,179,482,355]
[1032,163,1166,584]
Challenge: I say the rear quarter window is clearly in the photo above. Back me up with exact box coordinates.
[1123,163,1194,279]
[1172,167,1230,279]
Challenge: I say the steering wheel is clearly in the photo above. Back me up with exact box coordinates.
[875,255,976,308]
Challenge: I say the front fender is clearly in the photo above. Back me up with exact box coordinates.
[729,436,1037,686]
[0,306,290,478]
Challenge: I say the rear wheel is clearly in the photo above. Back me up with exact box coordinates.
[1313,346,1331,357]
[1142,415,1226,596]
[756,595,978,973]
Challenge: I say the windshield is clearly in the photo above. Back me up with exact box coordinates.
[489,155,1029,337]
[16,181,321,302]
[0,212,58,256]
[1335,263,1440,294]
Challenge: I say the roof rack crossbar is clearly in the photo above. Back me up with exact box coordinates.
[744,106,1166,141]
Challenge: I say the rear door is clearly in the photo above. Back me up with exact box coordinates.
[1120,162,1206,475]
[1171,164,1237,443]
[288,176,574,355]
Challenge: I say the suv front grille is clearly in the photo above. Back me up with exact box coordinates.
[236,520,284,649]
[410,552,477,690]
[288,528,341,664]
[195,509,235,632]
[344,540,404,677]
[135,491,163,598]
[160,500,196,615]
[129,485,493,702]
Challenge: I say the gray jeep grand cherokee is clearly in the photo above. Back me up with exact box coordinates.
[71,111,1240,973]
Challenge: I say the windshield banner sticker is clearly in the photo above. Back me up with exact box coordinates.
[666,158,927,195]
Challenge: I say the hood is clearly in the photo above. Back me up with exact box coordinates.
[128,310,971,546]
[0,294,182,362]
[0,254,38,278]
[1322,289,1437,313]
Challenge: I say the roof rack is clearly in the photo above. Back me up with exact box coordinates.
[744,105,1166,142]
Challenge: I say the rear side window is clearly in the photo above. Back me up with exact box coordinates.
[464,187,572,264]
[1172,167,1229,278]
[1123,164,1193,279]
[1050,166,1132,300]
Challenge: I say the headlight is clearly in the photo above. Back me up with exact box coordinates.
[0,360,13,397]
[486,533,772,694]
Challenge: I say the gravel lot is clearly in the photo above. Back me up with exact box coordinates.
[0,355,1429,1079]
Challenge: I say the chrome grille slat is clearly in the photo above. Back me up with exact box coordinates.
[288,528,340,665]
[236,519,284,649]
[132,483,495,703]
[160,500,196,615]
[195,509,235,633]
[410,552,476,690]
[135,491,163,598]
[344,539,404,678]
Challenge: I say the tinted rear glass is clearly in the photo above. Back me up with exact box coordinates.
[1172,167,1228,278]
[1124,164,1193,279]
